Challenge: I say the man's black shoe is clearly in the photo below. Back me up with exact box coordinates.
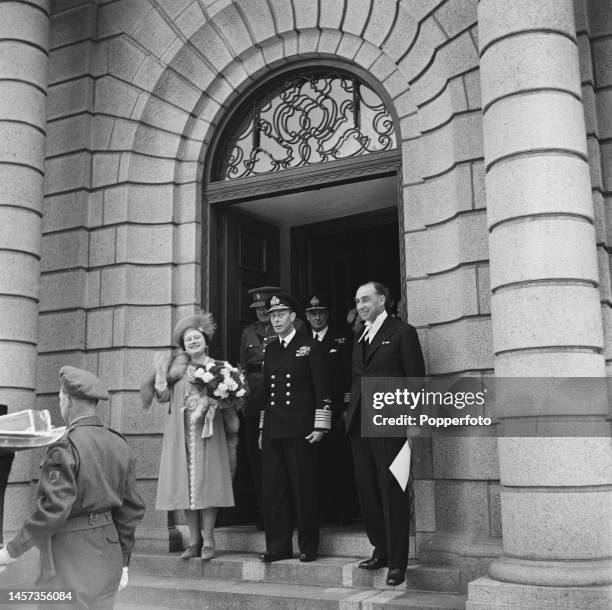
[358,555,388,570]
[386,568,406,587]
[299,553,317,562]
[259,551,292,562]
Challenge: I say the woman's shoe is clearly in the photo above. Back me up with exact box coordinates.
[201,545,215,561]
[180,543,202,559]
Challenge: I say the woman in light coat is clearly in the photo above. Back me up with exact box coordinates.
[143,312,239,560]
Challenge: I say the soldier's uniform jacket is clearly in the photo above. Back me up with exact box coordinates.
[7,415,145,573]
[262,334,333,438]
[240,321,277,416]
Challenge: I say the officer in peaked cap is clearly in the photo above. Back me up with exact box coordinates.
[304,293,358,526]
[258,292,333,563]
[0,366,145,608]
[239,286,282,530]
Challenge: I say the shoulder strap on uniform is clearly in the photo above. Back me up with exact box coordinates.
[64,434,81,480]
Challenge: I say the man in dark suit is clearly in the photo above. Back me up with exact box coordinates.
[304,293,358,524]
[346,281,425,587]
[258,293,333,563]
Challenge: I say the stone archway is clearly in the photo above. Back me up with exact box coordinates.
[90,0,496,585]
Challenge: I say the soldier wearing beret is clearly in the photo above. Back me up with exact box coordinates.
[304,294,358,525]
[239,286,281,530]
[258,293,333,563]
[0,366,145,609]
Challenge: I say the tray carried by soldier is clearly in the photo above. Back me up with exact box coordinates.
[0,409,66,451]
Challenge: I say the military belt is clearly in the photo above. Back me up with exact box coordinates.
[57,510,112,534]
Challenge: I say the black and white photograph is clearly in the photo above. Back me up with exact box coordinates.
[0,1,611,608]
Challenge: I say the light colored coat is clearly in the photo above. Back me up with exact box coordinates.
[154,357,235,511]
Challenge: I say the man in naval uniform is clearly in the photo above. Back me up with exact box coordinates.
[304,293,357,525]
[0,366,146,609]
[258,293,333,563]
[239,285,282,530]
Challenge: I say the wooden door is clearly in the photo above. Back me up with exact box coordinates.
[291,207,400,328]
[209,205,280,363]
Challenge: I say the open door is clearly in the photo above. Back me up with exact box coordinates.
[209,205,280,363]
[292,207,401,325]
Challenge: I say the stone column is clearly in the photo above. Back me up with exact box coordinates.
[467,0,612,608]
[0,0,49,412]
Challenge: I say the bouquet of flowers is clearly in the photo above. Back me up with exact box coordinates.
[190,360,248,405]
[186,360,247,441]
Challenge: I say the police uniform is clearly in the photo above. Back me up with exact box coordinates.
[239,286,281,527]
[4,367,145,609]
[259,294,333,560]
[304,295,358,524]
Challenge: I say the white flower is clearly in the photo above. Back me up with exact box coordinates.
[205,361,215,371]
[236,388,246,397]
[225,377,238,391]
[214,383,229,399]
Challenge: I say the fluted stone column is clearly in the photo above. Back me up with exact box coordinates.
[0,0,48,413]
[467,0,612,608]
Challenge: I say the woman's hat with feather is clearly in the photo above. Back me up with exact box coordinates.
[173,311,217,348]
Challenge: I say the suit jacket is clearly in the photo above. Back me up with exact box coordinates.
[262,334,333,438]
[346,315,425,434]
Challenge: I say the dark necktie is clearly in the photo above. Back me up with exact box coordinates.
[360,326,371,359]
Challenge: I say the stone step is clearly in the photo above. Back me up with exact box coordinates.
[467,575,612,609]
[117,573,467,609]
[130,550,462,593]
[116,605,178,610]
[211,524,379,557]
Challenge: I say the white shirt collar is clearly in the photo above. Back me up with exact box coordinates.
[313,326,329,341]
[359,309,388,343]
[280,327,297,346]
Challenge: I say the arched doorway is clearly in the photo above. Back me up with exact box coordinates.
[204,64,403,524]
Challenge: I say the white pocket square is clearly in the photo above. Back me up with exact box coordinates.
[381,340,391,345]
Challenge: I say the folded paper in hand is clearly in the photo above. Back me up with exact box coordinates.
[389,440,411,492]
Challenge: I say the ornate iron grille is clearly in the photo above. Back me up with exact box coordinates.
[214,72,397,181]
